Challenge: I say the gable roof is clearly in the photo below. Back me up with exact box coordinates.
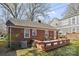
[63,3,79,19]
[6,19,57,30]
[49,18,61,24]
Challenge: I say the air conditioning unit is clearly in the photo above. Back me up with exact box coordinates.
[20,41,27,48]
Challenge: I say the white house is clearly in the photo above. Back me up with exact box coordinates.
[49,18,61,28]
[50,3,79,35]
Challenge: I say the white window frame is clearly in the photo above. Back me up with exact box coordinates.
[32,29,37,36]
[45,30,49,37]
[24,28,30,38]
[54,31,57,39]
[72,17,75,24]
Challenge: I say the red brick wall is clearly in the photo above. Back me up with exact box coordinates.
[32,30,57,41]
[8,27,24,42]
[37,30,45,41]
[8,27,58,42]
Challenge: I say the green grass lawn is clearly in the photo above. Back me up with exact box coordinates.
[0,39,8,47]
[16,40,79,56]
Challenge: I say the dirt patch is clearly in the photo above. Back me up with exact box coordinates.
[0,47,16,56]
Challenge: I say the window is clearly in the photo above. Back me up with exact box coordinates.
[45,30,49,39]
[77,16,79,24]
[45,30,49,36]
[32,29,37,36]
[68,19,71,25]
[72,28,75,32]
[72,18,75,24]
[77,26,79,32]
[68,27,71,33]
[24,28,30,38]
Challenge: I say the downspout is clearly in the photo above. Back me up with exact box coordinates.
[10,26,11,48]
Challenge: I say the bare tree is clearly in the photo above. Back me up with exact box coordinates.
[0,3,51,21]
[63,3,79,18]
[0,3,25,19]
[25,3,51,21]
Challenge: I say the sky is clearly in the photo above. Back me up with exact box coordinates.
[39,3,69,23]
[47,3,68,20]
[0,3,69,23]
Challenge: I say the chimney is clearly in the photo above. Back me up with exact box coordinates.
[38,20,41,23]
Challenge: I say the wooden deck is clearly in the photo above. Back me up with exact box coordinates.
[34,39,70,51]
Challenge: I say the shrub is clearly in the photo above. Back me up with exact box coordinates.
[8,42,21,50]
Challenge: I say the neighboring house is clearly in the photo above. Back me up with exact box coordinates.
[49,18,58,34]
[50,3,79,35]
[50,15,79,35]
[49,18,61,28]
[6,19,58,48]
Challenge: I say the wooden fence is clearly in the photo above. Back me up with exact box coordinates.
[34,39,70,51]
[66,33,79,40]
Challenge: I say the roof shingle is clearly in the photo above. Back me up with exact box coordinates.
[7,19,57,30]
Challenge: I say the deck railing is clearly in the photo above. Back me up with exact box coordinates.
[34,39,70,51]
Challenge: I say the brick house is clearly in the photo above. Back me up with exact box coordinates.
[6,19,59,48]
